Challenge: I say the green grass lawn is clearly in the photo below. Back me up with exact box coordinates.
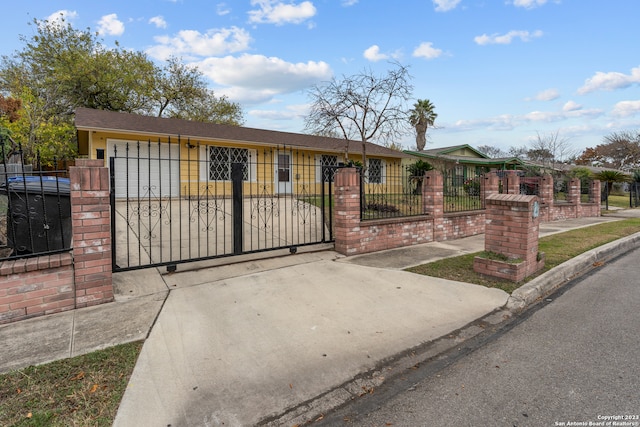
[0,341,142,427]
[407,217,640,294]
[603,194,632,209]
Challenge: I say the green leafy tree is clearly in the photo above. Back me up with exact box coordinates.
[569,166,593,180]
[408,99,437,151]
[406,159,433,194]
[169,88,244,125]
[0,17,244,164]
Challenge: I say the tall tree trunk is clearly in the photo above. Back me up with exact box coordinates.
[415,122,427,151]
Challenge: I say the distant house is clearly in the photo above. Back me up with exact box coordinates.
[404,144,524,182]
[74,108,415,198]
[405,144,524,171]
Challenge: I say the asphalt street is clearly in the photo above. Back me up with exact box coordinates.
[316,246,640,427]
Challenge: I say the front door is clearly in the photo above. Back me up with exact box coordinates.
[276,153,292,194]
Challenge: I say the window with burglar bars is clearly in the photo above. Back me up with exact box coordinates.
[320,154,338,182]
[208,146,250,181]
[367,158,383,184]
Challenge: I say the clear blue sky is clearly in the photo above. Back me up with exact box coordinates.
[3,0,640,156]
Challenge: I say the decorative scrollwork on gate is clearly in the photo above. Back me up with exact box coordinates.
[291,183,316,225]
[127,185,170,241]
[251,184,279,231]
[189,185,227,231]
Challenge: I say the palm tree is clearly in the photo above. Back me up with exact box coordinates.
[409,99,437,151]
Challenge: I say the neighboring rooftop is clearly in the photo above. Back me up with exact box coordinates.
[405,144,525,168]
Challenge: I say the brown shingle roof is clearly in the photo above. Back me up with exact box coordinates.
[74,107,411,158]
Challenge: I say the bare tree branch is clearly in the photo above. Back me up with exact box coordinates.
[304,62,413,166]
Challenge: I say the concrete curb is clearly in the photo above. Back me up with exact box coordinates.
[506,231,640,311]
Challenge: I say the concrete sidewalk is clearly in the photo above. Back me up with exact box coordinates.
[1,210,639,426]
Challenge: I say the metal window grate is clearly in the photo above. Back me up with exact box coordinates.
[367,158,382,184]
[209,147,249,181]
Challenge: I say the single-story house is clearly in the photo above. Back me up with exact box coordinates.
[74,108,415,198]
[405,144,525,172]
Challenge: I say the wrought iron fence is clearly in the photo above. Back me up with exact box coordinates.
[519,176,541,196]
[553,175,569,202]
[443,168,484,213]
[110,141,335,271]
[0,140,71,260]
[360,160,424,220]
[580,179,593,203]
[630,182,640,208]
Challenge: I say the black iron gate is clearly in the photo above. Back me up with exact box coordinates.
[110,140,336,272]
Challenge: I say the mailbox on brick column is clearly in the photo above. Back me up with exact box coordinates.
[474,193,545,283]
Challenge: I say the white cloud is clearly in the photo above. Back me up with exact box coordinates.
[448,106,602,132]
[563,100,582,111]
[97,14,125,36]
[363,45,389,62]
[342,0,358,5]
[194,54,332,104]
[433,0,461,12]
[474,30,543,45]
[250,104,309,121]
[531,88,560,101]
[149,16,167,29]
[611,100,640,117]
[146,27,251,60]
[511,0,548,9]
[412,42,443,59]
[45,10,79,26]
[217,3,231,15]
[248,0,317,25]
[577,66,640,94]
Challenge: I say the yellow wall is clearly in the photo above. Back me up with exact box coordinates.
[81,129,405,197]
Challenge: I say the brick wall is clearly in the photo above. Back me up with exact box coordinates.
[333,168,603,257]
[334,168,483,256]
[0,254,74,323]
[0,160,113,324]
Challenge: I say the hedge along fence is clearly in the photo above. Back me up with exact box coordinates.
[335,167,602,256]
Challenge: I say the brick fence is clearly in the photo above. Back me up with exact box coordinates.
[334,168,601,256]
[0,159,113,324]
[0,164,602,323]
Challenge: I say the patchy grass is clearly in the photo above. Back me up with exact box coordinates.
[406,217,640,294]
[0,341,142,427]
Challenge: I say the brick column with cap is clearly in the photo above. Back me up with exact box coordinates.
[474,193,545,282]
[69,159,113,307]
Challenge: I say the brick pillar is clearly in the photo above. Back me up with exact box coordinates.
[568,178,581,217]
[539,175,553,203]
[474,194,545,282]
[69,159,113,307]
[333,168,362,255]
[567,178,580,204]
[590,180,602,207]
[504,170,520,194]
[424,170,444,241]
[538,174,554,221]
[481,172,500,201]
